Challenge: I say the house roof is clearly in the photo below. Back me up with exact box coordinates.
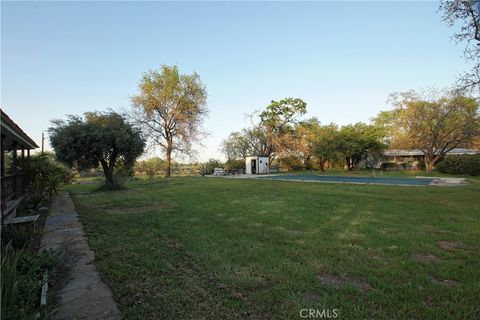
[383,148,479,157]
[1,108,39,149]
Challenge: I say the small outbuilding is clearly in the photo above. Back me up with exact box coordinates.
[245,156,269,174]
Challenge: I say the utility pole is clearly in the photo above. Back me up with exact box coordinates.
[41,131,45,154]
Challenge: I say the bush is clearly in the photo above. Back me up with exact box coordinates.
[224,159,245,171]
[197,159,223,176]
[279,156,304,171]
[22,155,72,209]
[437,154,480,176]
[1,243,59,320]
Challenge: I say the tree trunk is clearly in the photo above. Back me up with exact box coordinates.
[346,157,353,171]
[319,159,326,172]
[100,159,115,188]
[165,140,173,177]
[424,154,439,173]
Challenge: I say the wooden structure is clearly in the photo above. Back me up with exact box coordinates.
[1,108,39,223]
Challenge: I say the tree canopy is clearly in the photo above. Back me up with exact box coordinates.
[258,98,307,160]
[440,0,480,92]
[131,65,208,177]
[336,123,386,171]
[220,132,251,161]
[374,90,480,171]
[49,111,145,189]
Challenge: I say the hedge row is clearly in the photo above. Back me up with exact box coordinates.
[436,154,480,176]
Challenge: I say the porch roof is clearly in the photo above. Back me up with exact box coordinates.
[1,108,39,150]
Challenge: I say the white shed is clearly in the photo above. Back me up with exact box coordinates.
[245,156,269,174]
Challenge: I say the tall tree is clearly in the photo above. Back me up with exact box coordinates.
[291,118,322,169]
[220,132,251,161]
[311,123,341,172]
[337,123,385,171]
[376,90,480,172]
[49,112,145,189]
[131,65,208,177]
[242,125,274,161]
[440,0,480,92]
[259,98,307,160]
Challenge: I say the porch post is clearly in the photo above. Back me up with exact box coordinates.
[1,135,5,223]
[12,141,18,199]
[21,146,26,193]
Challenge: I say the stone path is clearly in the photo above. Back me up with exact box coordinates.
[41,192,121,320]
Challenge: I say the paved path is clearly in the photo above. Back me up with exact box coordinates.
[41,192,122,320]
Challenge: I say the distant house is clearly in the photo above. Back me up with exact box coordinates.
[382,148,479,162]
[1,109,39,223]
[381,148,479,170]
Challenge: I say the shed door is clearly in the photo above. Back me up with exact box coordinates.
[251,159,256,174]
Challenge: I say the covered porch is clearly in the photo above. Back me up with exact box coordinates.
[1,109,39,223]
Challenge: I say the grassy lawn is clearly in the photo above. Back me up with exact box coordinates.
[66,176,480,319]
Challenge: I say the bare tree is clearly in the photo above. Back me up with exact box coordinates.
[130,65,208,177]
[440,0,480,92]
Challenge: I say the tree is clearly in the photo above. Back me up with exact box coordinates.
[242,125,274,160]
[376,91,480,172]
[311,123,341,172]
[440,0,480,92]
[220,132,251,160]
[259,98,307,160]
[49,112,145,189]
[290,118,322,170]
[131,65,208,177]
[337,123,385,171]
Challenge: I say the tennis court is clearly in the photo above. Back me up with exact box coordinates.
[257,174,437,186]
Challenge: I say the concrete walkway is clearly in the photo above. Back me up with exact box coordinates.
[41,192,121,320]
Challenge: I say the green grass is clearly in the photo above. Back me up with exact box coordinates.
[66,176,480,319]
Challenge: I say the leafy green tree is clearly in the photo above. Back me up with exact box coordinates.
[131,65,208,177]
[376,91,480,172]
[337,123,386,171]
[220,132,251,160]
[311,123,341,172]
[259,98,307,160]
[49,112,145,189]
[242,125,273,159]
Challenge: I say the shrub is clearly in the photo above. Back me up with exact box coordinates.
[437,154,480,176]
[196,159,223,176]
[22,155,72,209]
[224,159,245,171]
[279,156,304,171]
[1,247,59,320]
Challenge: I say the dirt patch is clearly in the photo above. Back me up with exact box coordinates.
[103,203,171,215]
[301,292,321,302]
[423,296,435,306]
[349,279,373,292]
[437,241,465,251]
[413,253,442,264]
[318,275,344,287]
[230,292,247,301]
[431,277,462,287]
[318,274,372,292]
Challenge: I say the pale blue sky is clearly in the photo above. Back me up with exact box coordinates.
[1,1,470,161]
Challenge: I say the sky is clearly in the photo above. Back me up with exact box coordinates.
[1,1,472,161]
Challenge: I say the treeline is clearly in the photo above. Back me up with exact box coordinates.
[220,90,480,172]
